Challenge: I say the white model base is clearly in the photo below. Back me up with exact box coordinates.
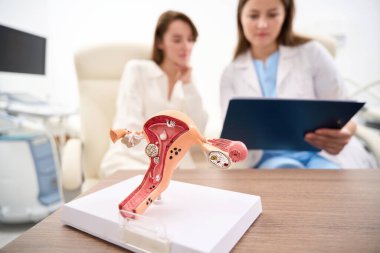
[61,175,262,253]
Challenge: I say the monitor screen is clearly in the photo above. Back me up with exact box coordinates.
[0,24,46,75]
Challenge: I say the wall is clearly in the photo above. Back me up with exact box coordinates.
[295,0,380,104]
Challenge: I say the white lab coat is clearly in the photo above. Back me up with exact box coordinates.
[101,60,208,177]
[220,41,374,168]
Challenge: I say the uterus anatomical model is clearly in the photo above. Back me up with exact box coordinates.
[110,110,248,217]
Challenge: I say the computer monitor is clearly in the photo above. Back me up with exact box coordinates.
[0,24,46,75]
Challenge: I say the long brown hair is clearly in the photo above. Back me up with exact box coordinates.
[152,11,198,65]
[234,0,310,59]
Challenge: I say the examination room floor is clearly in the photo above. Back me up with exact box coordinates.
[0,223,34,248]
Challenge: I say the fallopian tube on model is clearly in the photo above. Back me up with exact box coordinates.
[110,110,248,217]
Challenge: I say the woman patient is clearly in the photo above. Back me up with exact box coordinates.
[101,11,207,176]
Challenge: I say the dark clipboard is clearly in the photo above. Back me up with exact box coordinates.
[220,98,365,151]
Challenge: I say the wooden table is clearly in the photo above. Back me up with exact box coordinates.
[2,169,380,253]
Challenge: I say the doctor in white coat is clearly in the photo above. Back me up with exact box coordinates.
[101,11,207,177]
[220,0,373,168]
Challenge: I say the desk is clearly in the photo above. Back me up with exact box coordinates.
[2,169,380,253]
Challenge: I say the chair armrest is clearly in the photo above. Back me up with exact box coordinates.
[61,138,83,190]
[356,125,380,166]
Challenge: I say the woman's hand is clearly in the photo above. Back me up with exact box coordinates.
[304,121,356,155]
[174,63,192,84]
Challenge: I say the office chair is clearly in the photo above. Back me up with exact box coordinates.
[61,43,151,193]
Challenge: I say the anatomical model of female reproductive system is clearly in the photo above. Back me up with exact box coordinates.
[110,110,248,216]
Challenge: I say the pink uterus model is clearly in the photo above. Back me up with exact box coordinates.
[110,110,248,216]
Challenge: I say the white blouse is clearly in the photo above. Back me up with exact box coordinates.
[101,60,208,176]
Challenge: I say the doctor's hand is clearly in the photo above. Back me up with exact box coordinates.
[174,63,192,84]
[304,127,354,155]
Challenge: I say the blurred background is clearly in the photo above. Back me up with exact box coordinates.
[1,0,379,248]
[1,0,379,132]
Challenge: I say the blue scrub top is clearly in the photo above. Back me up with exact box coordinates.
[253,51,279,97]
[252,51,337,169]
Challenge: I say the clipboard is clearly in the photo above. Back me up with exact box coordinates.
[220,98,365,151]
